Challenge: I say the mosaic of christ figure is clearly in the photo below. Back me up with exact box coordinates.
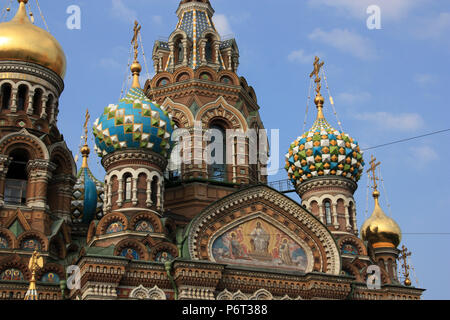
[249,222,270,255]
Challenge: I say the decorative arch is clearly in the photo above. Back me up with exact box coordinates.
[194,66,218,82]
[48,142,77,176]
[0,228,18,249]
[173,67,194,83]
[196,96,248,131]
[250,289,273,300]
[0,254,30,280]
[338,236,367,256]
[0,129,49,160]
[96,212,129,235]
[217,70,239,86]
[17,230,49,252]
[129,285,167,300]
[216,289,233,300]
[186,185,342,275]
[37,263,65,283]
[151,72,174,88]
[130,211,163,233]
[114,238,149,261]
[160,97,194,128]
[149,242,178,262]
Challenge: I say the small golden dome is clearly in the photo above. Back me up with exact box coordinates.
[361,191,402,248]
[0,0,66,78]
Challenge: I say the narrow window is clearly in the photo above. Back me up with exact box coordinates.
[124,173,132,201]
[1,84,12,110]
[324,200,332,225]
[5,149,29,205]
[33,89,42,116]
[17,85,28,111]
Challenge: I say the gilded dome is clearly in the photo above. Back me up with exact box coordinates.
[361,191,402,248]
[285,94,364,186]
[0,0,66,78]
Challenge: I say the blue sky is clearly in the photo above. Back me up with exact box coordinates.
[7,0,449,299]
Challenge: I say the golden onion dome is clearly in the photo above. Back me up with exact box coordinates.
[361,190,402,248]
[0,0,66,78]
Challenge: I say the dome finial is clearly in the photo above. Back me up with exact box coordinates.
[81,109,91,169]
[130,20,142,89]
[310,56,325,119]
[367,155,381,195]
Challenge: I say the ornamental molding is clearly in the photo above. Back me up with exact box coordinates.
[187,185,341,275]
[297,176,358,196]
[0,60,64,94]
[101,149,168,172]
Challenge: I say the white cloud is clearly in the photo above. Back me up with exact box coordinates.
[416,12,450,40]
[413,73,436,86]
[111,0,137,23]
[308,0,423,20]
[99,57,122,70]
[213,14,233,36]
[308,28,377,60]
[408,145,439,168]
[288,49,321,64]
[337,92,372,105]
[354,112,424,131]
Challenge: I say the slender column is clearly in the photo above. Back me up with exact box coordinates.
[117,178,123,208]
[228,51,232,70]
[182,39,188,65]
[40,96,48,119]
[146,178,152,208]
[214,42,220,64]
[0,155,11,207]
[131,177,138,206]
[200,41,207,64]
[352,206,357,233]
[156,181,161,210]
[332,203,339,229]
[344,204,351,230]
[107,181,112,211]
[26,91,34,115]
[10,88,17,113]
[318,205,325,224]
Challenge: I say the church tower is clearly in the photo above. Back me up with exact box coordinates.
[0,0,76,300]
[147,0,267,220]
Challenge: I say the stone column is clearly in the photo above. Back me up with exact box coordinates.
[344,204,351,231]
[131,177,138,206]
[26,159,56,209]
[117,178,124,208]
[182,39,188,66]
[214,41,220,64]
[40,96,48,120]
[26,91,34,115]
[146,178,152,208]
[156,181,161,210]
[107,181,113,211]
[200,41,207,65]
[332,203,339,229]
[318,205,325,224]
[227,50,232,70]
[10,88,17,113]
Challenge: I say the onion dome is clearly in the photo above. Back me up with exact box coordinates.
[361,190,402,248]
[93,54,175,158]
[285,92,364,186]
[0,0,66,78]
[71,145,104,224]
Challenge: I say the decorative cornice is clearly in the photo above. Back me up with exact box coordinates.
[297,176,358,197]
[101,149,168,172]
[0,61,64,95]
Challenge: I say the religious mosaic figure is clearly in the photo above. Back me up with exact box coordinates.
[250,222,270,256]
[279,239,294,266]
[229,232,246,259]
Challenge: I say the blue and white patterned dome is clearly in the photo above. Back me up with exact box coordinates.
[93,87,175,158]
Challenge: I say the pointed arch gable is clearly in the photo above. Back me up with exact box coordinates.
[0,128,49,160]
[160,97,194,128]
[186,185,341,275]
[196,96,248,131]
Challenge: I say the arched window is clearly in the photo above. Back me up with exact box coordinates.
[205,36,213,62]
[208,123,227,182]
[348,202,354,229]
[5,149,29,205]
[1,83,12,110]
[175,38,183,65]
[151,176,159,205]
[17,85,28,112]
[324,200,332,225]
[33,89,43,116]
[123,173,132,201]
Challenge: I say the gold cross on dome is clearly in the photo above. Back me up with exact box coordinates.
[399,245,412,286]
[131,20,141,62]
[310,56,325,95]
[367,155,381,191]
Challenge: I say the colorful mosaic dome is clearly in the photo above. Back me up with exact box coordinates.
[285,99,364,186]
[92,87,175,158]
[71,147,104,224]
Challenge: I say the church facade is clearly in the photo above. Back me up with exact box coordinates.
[0,0,424,300]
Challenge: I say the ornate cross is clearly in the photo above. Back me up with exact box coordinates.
[398,245,412,286]
[83,109,90,146]
[367,155,381,191]
[310,56,325,95]
[131,20,141,62]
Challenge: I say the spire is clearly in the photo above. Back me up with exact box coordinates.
[24,250,43,301]
[130,20,142,89]
[81,109,91,169]
[12,0,30,23]
[309,56,325,119]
